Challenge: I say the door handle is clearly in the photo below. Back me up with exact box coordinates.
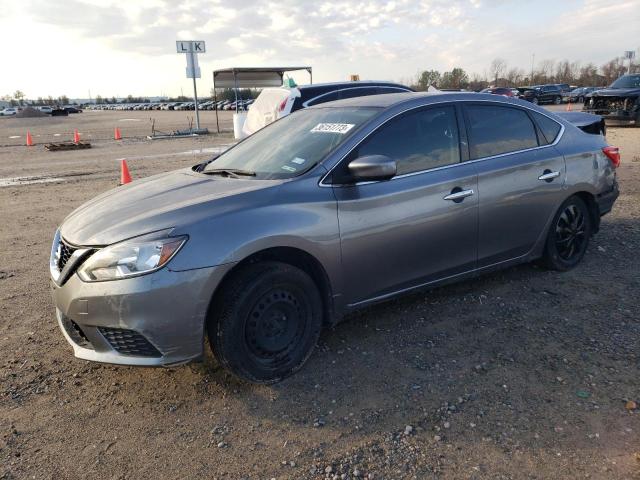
[538,170,560,182]
[443,188,474,202]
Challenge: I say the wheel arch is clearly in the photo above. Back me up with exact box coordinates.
[207,246,335,329]
[573,190,600,233]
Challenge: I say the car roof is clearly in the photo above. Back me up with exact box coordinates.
[298,80,410,91]
[310,91,524,109]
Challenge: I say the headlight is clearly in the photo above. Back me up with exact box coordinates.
[77,232,187,282]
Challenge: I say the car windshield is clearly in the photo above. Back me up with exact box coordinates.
[610,75,640,89]
[203,107,379,179]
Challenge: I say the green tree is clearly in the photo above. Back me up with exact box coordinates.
[440,68,469,89]
[13,90,25,105]
[416,70,441,90]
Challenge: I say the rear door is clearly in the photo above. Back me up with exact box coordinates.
[463,103,566,267]
[331,104,478,305]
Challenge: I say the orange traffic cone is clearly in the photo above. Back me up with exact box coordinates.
[26,131,34,147]
[114,127,122,140]
[120,159,132,185]
[73,129,80,144]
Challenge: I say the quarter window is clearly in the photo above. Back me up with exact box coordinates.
[530,111,561,145]
[465,105,539,159]
[354,106,461,176]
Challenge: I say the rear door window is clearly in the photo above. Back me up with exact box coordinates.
[338,87,378,100]
[306,91,339,107]
[465,105,539,159]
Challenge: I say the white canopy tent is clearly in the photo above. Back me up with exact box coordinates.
[212,67,312,132]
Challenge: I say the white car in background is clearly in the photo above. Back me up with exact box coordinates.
[37,106,53,114]
[1,107,18,116]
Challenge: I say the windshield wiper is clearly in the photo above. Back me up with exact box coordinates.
[202,168,256,178]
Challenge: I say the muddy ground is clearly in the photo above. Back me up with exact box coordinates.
[0,107,639,480]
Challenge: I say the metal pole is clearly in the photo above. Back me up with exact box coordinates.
[530,54,535,84]
[191,51,200,130]
[233,71,239,113]
[214,87,219,133]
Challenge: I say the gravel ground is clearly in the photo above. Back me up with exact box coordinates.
[1,107,639,480]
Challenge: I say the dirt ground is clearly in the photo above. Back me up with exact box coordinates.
[0,107,639,480]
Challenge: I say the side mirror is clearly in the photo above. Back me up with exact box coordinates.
[348,155,397,182]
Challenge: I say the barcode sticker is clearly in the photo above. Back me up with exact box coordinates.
[310,123,355,134]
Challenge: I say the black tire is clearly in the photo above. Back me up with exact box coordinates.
[541,196,592,271]
[554,96,562,105]
[532,97,539,105]
[207,261,323,384]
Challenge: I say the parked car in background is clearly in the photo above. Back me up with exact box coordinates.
[479,87,518,97]
[1,107,19,116]
[37,106,53,114]
[50,92,619,383]
[555,83,572,94]
[243,80,413,136]
[563,87,602,103]
[64,106,82,114]
[583,74,640,127]
[518,85,563,105]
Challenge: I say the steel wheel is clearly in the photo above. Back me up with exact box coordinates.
[208,261,323,383]
[554,204,587,261]
[554,96,562,105]
[245,288,308,366]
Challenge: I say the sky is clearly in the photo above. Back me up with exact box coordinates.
[0,0,638,99]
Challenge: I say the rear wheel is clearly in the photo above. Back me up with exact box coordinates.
[207,261,323,384]
[541,196,592,271]
[532,97,539,105]
[554,96,562,105]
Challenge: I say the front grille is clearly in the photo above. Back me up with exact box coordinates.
[590,96,638,113]
[57,240,77,272]
[98,327,162,357]
[60,315,94,349]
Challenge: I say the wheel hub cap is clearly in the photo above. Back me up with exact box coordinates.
[246,289,302,357]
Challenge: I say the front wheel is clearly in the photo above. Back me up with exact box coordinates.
[207,261,323,384]
[532,97,539,105]
[541,196,592,271]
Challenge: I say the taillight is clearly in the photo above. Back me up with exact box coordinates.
[602,146,620,168]
[278,98,288,112]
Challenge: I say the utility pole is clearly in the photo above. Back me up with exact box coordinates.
[530,54,535,84]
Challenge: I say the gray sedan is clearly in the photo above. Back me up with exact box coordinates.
[50,92,620,383]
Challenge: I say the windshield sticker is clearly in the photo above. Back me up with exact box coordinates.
[292,157,306,165]
[281,165,296,172]
[310,123,355,134]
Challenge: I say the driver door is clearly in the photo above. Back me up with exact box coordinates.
[330,105,479,306]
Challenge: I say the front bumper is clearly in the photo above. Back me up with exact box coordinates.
[583,107,638,125]
[51,264,234,366]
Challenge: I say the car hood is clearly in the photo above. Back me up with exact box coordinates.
[60,168,281,246]
[588,87,640,97]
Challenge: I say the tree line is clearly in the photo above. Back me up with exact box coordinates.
[4,54,637,105]
[407,54,638,91]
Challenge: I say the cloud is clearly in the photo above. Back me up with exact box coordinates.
[24,0,481,62]
[3,0,638,97]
